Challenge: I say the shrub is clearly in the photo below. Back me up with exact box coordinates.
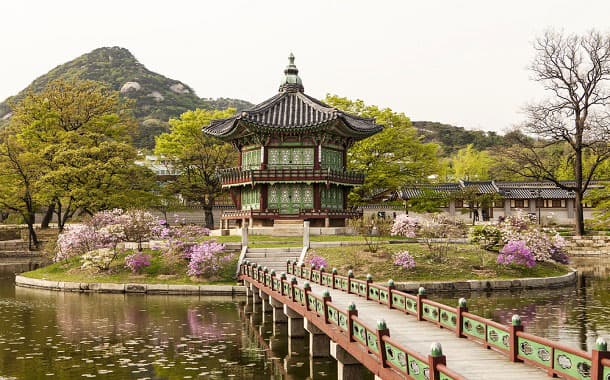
[418,214,466,262]
[470,224,501,251]
[307,254,328,269]
[348,216,393,253]
[125,251,152,273]
[390,214,418,238]
[81,248,116,271]
[497,240,536,267]
[56,224,103,261]
[393,251,416,270]
[186,240,230,277]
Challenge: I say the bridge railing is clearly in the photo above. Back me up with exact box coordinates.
[240,261,467,380]
[283,260,610,380]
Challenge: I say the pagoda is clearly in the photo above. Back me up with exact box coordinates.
[204,54,382,228]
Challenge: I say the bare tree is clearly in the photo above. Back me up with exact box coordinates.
[504,30,610,235]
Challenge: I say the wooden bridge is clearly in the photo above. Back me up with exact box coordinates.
[239,261,610,380]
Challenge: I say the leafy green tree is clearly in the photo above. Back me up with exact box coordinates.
[9,79,155,230]
[324,95,440,203]
[155,108,238,228]
[450,144,493,181]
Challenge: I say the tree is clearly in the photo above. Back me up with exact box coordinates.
[324,95,440,203]
[502,30,610,235]
[450,144,493,181]
[8,79,155,230]
[155,108,237,228]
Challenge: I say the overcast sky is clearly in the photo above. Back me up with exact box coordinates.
[2,0,609,133]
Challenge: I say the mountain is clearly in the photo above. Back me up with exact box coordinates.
[412,121,504,156]
[0,47,253,148]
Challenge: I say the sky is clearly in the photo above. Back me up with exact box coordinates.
[1,0,610,133]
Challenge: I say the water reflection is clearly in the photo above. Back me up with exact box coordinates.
[434,257,610,352]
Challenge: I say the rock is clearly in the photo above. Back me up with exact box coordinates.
[147,91,164,101]
[120,81,141,93]
[169,83,190,94]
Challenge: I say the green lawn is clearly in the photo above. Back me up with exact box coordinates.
[22,249,238,285]
[309,243,570,283]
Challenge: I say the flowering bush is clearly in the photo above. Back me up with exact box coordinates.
[56,224,102,261]
[418,214,467,262]
[307,255,328,269]
[497,240,536,268]
[470,224,502,251]
[122,210,162,250]
[391,214,418,238]
[81,248,116,271]
[393,251,416,270]
[186,240,230,277]
[125,251,152,273]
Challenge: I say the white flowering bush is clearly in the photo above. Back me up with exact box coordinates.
[81,248,116,271]
[390,214,418,238]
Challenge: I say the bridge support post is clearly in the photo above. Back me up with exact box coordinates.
[269,297,287,323]
[304,318,330,357]
[330,341,364,380]
[259,289,271,313]
[250,283,262,304]
[283,305,305,338]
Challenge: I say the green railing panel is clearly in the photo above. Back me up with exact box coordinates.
[287,265,293,274]
[439,309,457,330]
[463,317,486,340]
[350,282,359,294]
[407,354,430,380]
[283,282,290,295]
[368,286,380,301]
[334,277,341,288]
[603,364,610,380]
[439,372,456,380]
[517,337,552,367]
[487,326,510,351]
[553,349,591,380]
[273,278,280,290]
[295,267,301,277]
[385,341,407,373]
[316,298,324,315]
[338,311,349,332]
[406,298,417,314]
[422,303,439,322]
[302,268,310,279]
[341,278,349,291]
[358,283,367,296]
[322,273,332,286]
[327,305,338,325]
[308,295,316,311]
[352,320,367,346]
[392,293,406,310]
[366,329,380,354]
[379,289,389,304]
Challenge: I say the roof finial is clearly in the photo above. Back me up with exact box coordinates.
[279,53,304,93]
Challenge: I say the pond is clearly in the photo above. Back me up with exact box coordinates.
[0,257,608,379]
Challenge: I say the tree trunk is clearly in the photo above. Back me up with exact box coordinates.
[575,191,586,236]
[40,203,55,229]
[574,144,585,236]
[203,205,214,229]
[26,212,39,250]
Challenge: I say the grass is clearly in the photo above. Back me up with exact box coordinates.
[22,249,238,285]
[309,243,570,283]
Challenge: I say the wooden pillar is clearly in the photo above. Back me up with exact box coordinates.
[313,144,321,169]
[260,145,267,169]
[313,184,321,211]
[260,184,268,211]
[238,149,243,168]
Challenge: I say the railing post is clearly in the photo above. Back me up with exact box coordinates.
[347,270,354,295]
[376,319,390,367]
[263,267,269,287]
[592,338,609,380]
[509,314,524,363]
[280,272,287,295]
[286,259,291,275]
[322,290,331,324]
[365,274,373,300]
[252,263,258,281]
[303,282,311,311]
[417,287,427,321]
[347,302,358,342]
[428,343,446,380]
[290,277,298,301]
[309,263,315,281]
[319,266,325,285]
[456,297,468,337]
[387,279,395,309]
[270,270,276,291]
[332,268,337,289]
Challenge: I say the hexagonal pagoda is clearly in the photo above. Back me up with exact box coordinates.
[204,54,381,228]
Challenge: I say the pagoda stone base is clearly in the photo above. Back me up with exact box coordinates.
[210,226,353,237]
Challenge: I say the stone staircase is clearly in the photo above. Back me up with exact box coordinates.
[0,240,30,257]
[242,247,302,274]
[269,220,304,237]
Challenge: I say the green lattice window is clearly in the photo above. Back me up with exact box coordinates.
[242,149,261,170]
[268,184,313,214]
[268,148,314,168]
[321,148,343,170]
[241,187,260,210]
[321,185,343,210]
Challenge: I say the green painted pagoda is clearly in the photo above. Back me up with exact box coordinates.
[204,54,382,228]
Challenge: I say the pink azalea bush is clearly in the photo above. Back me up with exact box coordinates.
[125,251,152,273]
[497,240,536,267]
[307,254,328,269]
[186,240,231,277]
[391,214,418,238]
[393,251,416,270]
[56,224,103,261]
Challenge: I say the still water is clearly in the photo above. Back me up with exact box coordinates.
[0,257,608,379]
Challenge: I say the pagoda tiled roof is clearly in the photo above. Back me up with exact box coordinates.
[203,54,382,140]
[396,183,462,199]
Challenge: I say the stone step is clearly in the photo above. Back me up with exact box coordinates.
[0,251,38,257]
[0,240,28,250]
[273,220,304,225]
[246,247,302,253]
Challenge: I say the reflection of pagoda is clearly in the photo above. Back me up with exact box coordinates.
[204,54,381,228]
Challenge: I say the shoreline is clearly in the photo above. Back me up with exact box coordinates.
[15,269,577,294]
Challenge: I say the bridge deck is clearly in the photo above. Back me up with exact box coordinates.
[306,281,548,380]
